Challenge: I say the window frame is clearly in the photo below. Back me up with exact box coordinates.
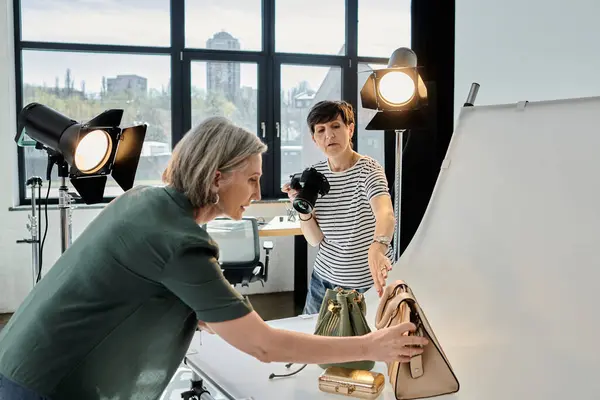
[13,0,412,205]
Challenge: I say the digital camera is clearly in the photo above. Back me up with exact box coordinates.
[289,167,330,214]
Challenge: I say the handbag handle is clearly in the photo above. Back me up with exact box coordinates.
[375,281,419,330]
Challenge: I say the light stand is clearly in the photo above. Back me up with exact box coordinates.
[392,129,404,262]
[56,157,73,253]
[45,151,75,253]
[16,176,43,285]
[364,111,426,263]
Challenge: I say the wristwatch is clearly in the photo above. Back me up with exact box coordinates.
[373,235,392,246]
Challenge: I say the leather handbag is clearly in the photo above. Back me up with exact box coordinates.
[375,281,460,399]
[314,287,375,371]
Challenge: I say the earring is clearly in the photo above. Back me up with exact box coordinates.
[212,193,220,204]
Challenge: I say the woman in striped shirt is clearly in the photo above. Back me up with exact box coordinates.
[282,100,396,315]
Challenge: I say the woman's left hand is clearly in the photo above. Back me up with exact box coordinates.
[368,242,393,297]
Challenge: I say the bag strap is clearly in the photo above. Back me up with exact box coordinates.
[375,282,414,329]
[268,363,307,379]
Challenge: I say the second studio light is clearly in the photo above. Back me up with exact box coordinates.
[360,47,429,130]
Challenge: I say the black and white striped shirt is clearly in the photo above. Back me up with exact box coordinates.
[312,156,392,289]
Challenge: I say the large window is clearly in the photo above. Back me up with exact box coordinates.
[14,0,412,204]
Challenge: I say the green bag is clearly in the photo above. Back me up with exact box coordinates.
[313,287,375,371]
[268,287,375,380]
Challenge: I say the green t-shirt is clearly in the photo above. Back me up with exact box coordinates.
[0,185,253,399]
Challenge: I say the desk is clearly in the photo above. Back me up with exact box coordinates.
[258,216,307,315]
[258,216,302,237]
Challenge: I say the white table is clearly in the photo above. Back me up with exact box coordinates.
[184,313,403,400]
[184,283,589,400]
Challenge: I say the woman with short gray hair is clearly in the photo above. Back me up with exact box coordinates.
[163,115,267,211]
[0,116,426,400]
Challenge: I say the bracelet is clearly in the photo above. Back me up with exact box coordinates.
[373,235,391,246]
[298,213,313,222]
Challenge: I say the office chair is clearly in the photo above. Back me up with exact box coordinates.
[204,217,273,288]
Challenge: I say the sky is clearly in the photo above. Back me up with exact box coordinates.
[20,0,411,95]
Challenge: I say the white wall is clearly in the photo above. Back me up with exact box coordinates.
[455,0,600,115]
[0,1,315,313]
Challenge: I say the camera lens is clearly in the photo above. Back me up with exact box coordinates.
[293,198,312,214]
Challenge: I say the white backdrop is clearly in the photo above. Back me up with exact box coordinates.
[365,96,600,399]
[186,96,600,399]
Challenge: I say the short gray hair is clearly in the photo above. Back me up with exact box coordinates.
[163,116,268,208]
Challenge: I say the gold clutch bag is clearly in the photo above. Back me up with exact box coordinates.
[318,367,385,399]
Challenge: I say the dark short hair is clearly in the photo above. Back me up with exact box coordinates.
[306,100,355,134]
